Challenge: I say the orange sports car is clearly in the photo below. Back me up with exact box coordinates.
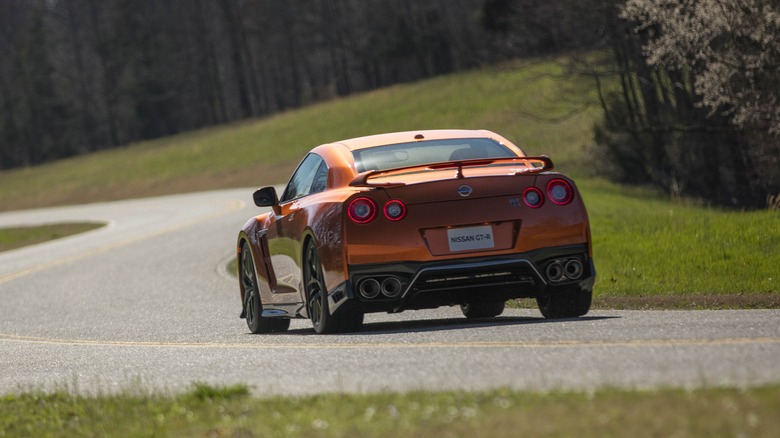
[237,129,594,334]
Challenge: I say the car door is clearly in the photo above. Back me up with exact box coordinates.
[266,154,327,298]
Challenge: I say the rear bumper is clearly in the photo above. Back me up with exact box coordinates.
[328,244,595,314]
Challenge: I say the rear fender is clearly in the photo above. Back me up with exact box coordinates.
[299,195,351,292]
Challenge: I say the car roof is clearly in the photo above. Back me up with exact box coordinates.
[327,129,516,151]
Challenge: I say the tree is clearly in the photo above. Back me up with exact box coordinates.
[596,0,779,208]
[481,0,611,56]
[622,0,780,135]
[0,0,75,167]
[1,0,612,172]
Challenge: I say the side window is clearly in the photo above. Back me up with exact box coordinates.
[310,161,329,195]
[280,154,325,202]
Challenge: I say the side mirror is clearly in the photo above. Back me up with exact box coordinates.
[253,186,278,207]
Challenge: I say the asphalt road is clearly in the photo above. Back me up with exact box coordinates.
[1,189,778,396]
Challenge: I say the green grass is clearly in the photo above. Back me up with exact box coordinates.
[2,384,778,437]
[582,178,779,297]
[0,223,105,253]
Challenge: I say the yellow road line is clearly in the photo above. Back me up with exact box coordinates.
[0,199,245,285]
[1,332,778,350]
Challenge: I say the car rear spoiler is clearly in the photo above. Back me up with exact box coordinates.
[349,156,554,187]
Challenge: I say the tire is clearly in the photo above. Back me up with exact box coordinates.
[240,244,290,334]
[460,301,506,318]
[536,287,592,319]
[304,243,363,334]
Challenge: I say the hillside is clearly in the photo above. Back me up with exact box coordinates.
[0,56,599,212]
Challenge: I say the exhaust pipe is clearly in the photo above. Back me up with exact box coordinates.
[358,278,381,299]
[565,259,584,280]
[546,262,565,283]
[381,277,403,298]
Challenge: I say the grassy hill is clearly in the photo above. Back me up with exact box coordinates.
[0,57,597,211]
[1,54,777,301]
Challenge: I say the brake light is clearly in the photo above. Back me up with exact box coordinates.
[383,200,407,221]
[547,179,573,205]
[523,187,544,208]
[348,197,377,224]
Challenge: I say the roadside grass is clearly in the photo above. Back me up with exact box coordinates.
[581,178,779,298]
[0,223,104,253]
[1,383,778,437]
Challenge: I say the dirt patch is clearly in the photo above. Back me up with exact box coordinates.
[592,293,780,310]
[509,293,779,310]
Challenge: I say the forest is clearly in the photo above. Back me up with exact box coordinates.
[1,0,778,209]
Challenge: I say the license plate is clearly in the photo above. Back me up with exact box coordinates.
[447,225,495,252]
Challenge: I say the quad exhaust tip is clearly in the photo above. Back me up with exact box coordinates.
[546,262,565,283]
[565,259,583,279]
[357,278,381,299]
[357,276,403,299]
[381,277,403,298]
[545,258,584,283]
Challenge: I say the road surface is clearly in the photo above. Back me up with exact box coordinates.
[1,189,778,396]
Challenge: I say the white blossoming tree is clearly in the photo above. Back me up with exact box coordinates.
[597,0,779,208]
[622,0,780,134]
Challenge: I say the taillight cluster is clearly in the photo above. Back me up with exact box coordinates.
[348,179,573,224]
[348,197,407,224]
[523,179,574,208]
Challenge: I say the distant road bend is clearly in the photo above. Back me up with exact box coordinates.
[1,189,778,395]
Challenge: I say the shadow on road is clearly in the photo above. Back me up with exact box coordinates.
[280,314,621,336]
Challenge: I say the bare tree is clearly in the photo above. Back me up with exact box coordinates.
[1,0,608,172]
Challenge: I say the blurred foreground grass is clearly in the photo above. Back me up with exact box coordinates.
[2,384,778,437]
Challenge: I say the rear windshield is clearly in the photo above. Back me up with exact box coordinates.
[352,138,516,172]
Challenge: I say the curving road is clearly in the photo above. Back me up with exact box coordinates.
[1,189,778,396]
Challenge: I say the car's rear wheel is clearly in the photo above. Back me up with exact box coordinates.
[536,287,592,319]
[460,301,505,318]
[304,243,363,334]
[241,244,290,334]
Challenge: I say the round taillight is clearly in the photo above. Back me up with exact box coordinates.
[523,187,544,208]
[383,200,407,221]
[348,197,377,224]
[546,179,574,205]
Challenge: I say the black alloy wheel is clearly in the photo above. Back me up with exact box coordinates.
[536,287,592,319]
[304,243,363,334]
